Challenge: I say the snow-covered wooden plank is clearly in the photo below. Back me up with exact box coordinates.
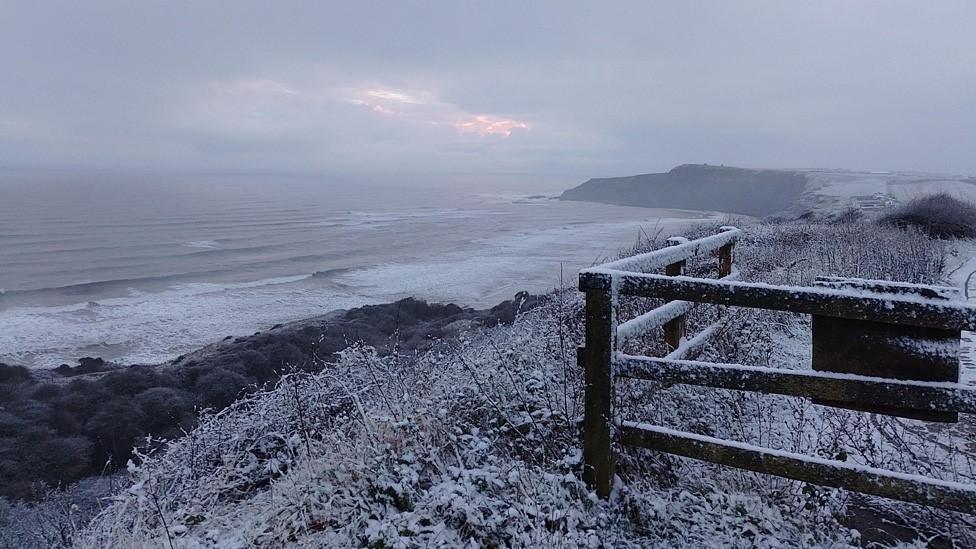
[615,269,741,345]
[590,226,740,274]
[610,274,976,331]
[617,299,695,345]
[614,355,976,413]
[815,276,961,301]
[619,422,976,514]
[662,320,726,361]
[810,277,962,421]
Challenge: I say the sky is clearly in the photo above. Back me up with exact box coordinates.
[1,1,975,177]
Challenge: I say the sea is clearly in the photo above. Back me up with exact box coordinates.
[0,171,716,368]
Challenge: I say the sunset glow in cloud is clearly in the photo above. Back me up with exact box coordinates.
[347,86,530,138]
[364,89,424,104]
[5,2,976,174]
[185,77,533,146]
[454,115,529,137]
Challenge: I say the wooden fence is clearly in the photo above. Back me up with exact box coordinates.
[578,226,976,513]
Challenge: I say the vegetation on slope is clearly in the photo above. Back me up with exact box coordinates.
[53,218,976,548]
[0,297,540,502]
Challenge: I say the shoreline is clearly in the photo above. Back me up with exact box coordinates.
[17,290,546,382]
[1,209,718,369]
[0,291,548,501]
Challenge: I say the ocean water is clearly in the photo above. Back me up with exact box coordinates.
[0,171,715,368]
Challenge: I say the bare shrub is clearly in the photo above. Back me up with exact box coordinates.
[612,219,973,545]
[75,292,858,547]
[72,219,969,547]
[878,193,976,238]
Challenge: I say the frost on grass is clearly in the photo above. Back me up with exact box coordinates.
[76,294,859,548]
[75,219,976,547]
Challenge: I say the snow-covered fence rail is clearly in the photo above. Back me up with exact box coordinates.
[577,226,976,514]
[578,226,739,498]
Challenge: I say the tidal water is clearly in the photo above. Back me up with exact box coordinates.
[0,171,714,367]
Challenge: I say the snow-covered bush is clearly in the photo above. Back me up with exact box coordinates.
[879,193,976,239]
[616,220,974,545]
[75,288,864,547]
[74,219,974,547]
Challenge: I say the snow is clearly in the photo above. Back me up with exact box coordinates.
[595,227,740,274]
[888,335,959,359]
[799,169,976,213]
[616,299,694,344]
[616,269,740,346]
[815,276,961,299]
[71,297,863,548]
[889,179,976,204]
[55,222,976,547]
[663,320,727,361]
[604,271,976,330]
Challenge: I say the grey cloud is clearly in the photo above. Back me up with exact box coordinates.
[1,1,974,175]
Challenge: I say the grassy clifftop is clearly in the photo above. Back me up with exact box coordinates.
[560,164,807,217]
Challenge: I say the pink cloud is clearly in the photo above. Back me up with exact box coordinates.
[454,115,530,137]
[347,87,530,138]
[188,78,534,141]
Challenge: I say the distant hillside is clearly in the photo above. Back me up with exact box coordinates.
[560,164,808,216]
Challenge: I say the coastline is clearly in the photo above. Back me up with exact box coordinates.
[1,208,717,369]
[0,291,547,501]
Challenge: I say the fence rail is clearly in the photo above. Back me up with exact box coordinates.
[619,422,976,515]
[615,355,976,414]
[578,226,976,513]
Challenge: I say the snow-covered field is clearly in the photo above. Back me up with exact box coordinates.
[800,169,976,213]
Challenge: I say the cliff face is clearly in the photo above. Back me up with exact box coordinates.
[560,164,808,217]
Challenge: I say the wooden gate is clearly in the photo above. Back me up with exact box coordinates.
[578,226,976,513]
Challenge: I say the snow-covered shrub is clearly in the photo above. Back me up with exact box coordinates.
[74,218,974,547]
[879,193,976,239]
[615,220,974,545]
[76,288,863,547]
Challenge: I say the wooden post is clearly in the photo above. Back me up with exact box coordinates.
[663,237,688,350]
[581,273,614,498]
[717,227,735,278]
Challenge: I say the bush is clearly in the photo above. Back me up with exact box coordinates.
[194,368,252,409]
[30,384,62,401]
[100,367,161,396]
[84,400,148,469]
[134,388,194,435]
[0,364,29,384]
[878,193,976,238]
[54,357,107,377]
[831,207,862,224]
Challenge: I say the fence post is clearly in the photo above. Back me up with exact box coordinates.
[581,272,614,498]
[718,227,736,278]
[663,237,688,350]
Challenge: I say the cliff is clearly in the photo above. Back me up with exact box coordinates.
[560,164,808,217]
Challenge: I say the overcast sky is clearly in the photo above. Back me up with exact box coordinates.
[1,1,974,177]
